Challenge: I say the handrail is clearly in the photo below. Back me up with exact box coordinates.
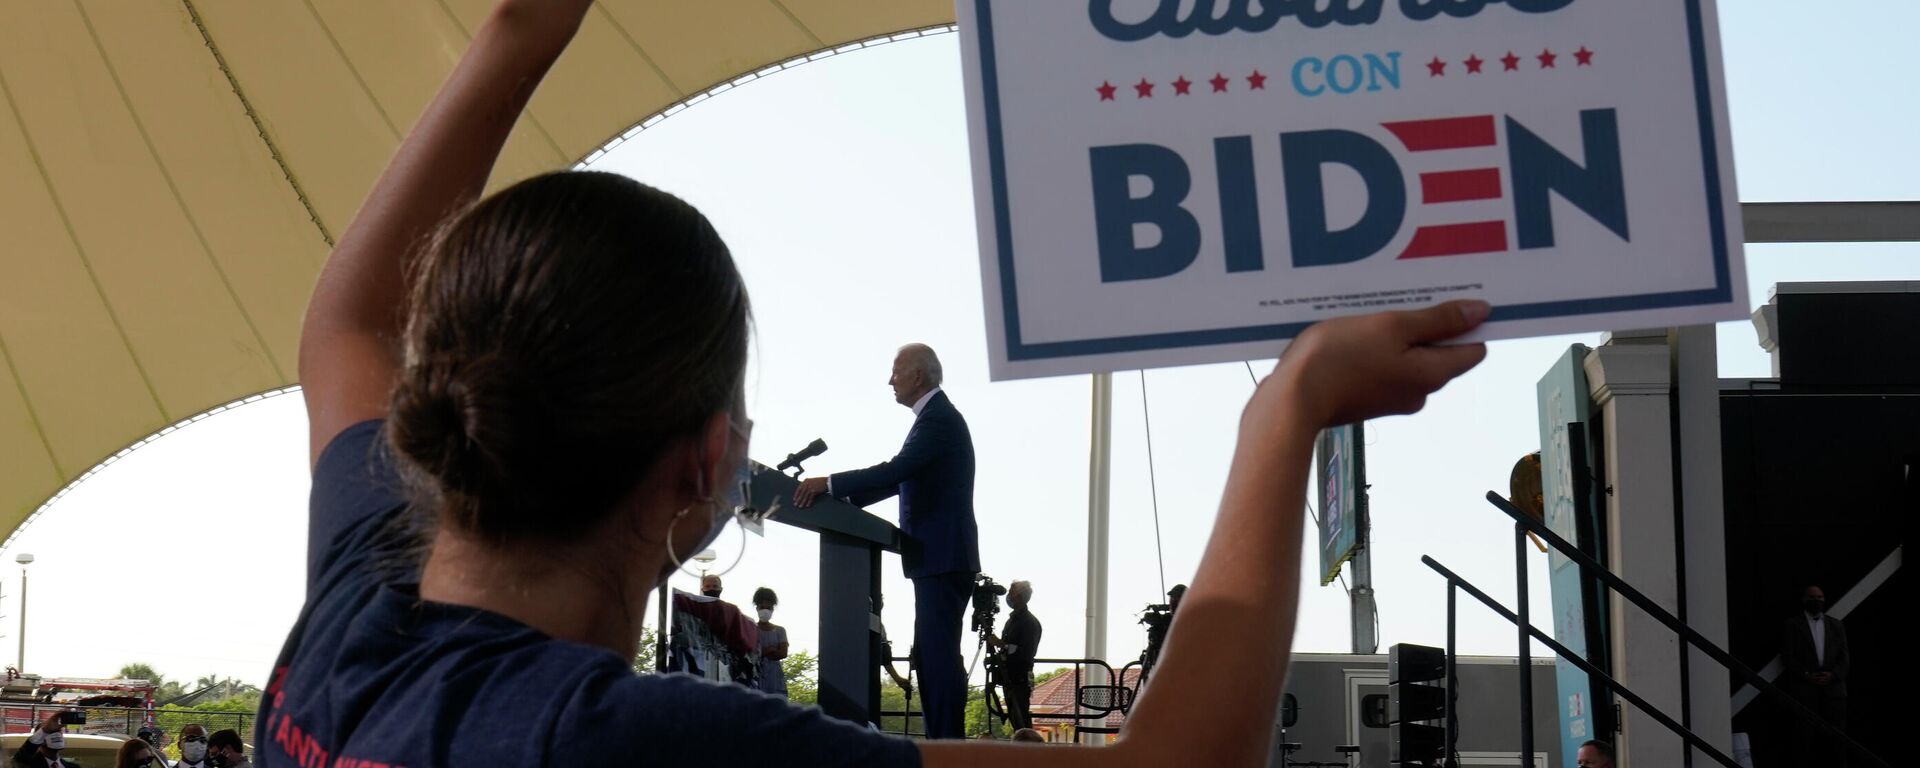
[1010,658,1122,723]
[1482,492,1888,768]
[877,656,1124,739]
[1425,556,1743,768]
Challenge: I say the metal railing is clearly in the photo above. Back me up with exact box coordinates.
[2,704,255,742]
[1422,492,1888,768]
[999,657,1125,733]
[876,655,923,737]
[876,656,1125,739]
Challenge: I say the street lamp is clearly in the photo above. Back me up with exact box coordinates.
[654,550,721,674]
[15,553,32,673]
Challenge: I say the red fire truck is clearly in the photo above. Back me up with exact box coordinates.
[2,668,157,736]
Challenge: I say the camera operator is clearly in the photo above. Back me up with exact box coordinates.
[13,712,82,768]
[1140,584,1187,684]
[987,580,1042,730]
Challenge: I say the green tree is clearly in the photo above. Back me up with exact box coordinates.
[182,675,258,703]
[631,627,662,673]
[117,662,186,703]
[159,681,187,702]
[877,679,922,737]
[117,662,161,683]
[155,695,262,761]
[782,650,819,705]
[964,684,1011,740]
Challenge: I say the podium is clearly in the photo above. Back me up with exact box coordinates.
[748,462,902,726]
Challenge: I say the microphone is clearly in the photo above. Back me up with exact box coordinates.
[776,438,829,474]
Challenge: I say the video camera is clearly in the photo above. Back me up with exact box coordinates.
[971,573,1007,637]
[1139,603,1175,630]
[1137,584,1188,682]
[1139,585,1187,634]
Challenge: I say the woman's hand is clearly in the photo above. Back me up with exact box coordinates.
[1255,300,1490,431]
[299,0,594,465]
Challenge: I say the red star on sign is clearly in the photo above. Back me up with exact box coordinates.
[1574,46,1595,66]
[1501,51,1521,71]
[1247,69,1268,89]
[1134,78,1154,98]
[1209,72,1230,92]
[1538,49,1558,68]
[1464,54,1484,74]
[1172,75,1193,95]
[1426,57,1446,76]
[1097,81,1117,101]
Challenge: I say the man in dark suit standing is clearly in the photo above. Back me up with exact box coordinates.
[1782,584,1850,766]
[988,579,1042,730]
[795,343,980,739]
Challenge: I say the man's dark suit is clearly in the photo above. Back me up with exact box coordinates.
[831,389,979,739]
[1782,612,1850,766]
[998,606,1043,730]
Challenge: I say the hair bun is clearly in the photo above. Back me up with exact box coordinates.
[384,172,749,544]
[390,352,519,521]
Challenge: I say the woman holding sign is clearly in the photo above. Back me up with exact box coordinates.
[267,0,1489,765]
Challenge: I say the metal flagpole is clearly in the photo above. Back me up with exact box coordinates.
[1083,373,1113,744]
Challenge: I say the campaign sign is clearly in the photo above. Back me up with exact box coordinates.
[1538,344,1606,768]
[1314,423,1365,586]
[957,0,1747,380]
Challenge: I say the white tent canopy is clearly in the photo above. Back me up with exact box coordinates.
[4,2,1916,549]
[0,0,953,544]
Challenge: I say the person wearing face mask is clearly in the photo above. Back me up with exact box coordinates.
[1782,584,1849,766]
[753,587,791,697]
[669,573,758,684]
[11,712,81,768]
[266,0,1492,763]
[115,738,160,768]
[174,724,210,768]
[986,580,1041,731]
[206,730,249,768]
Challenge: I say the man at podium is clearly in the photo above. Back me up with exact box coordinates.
[795,343,980,739]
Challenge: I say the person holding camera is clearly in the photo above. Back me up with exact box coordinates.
[1140,584,1188,684]
[987,580,1042,730]
[794,344,980,739]
[12,712,81,768]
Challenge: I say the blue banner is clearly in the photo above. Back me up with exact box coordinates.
[1537,344,1605,767]
[1315,423,1364,586]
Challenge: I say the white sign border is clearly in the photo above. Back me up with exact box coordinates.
[958,0,1747,381]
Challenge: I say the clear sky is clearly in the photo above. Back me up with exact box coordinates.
[3,3,1914,689]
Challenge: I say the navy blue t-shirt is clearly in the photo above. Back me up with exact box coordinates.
[256,419,921,767]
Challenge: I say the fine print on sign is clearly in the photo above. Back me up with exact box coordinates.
[958,0,1748,380]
